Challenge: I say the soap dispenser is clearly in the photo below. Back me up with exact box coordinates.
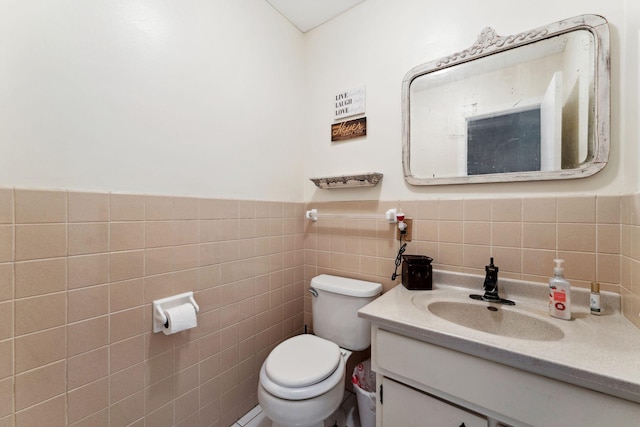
[549,259,571,320]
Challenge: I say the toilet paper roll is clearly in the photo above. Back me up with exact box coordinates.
[162,303,197,335]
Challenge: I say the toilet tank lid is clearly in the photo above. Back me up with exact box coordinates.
[311,274,382,297]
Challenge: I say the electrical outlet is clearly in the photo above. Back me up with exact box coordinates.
[397,218,412,241]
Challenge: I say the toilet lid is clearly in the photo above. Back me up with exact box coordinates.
[265,334,341,388]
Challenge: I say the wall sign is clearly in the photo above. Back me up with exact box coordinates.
[331,117,367,142]
[334,86,366,120]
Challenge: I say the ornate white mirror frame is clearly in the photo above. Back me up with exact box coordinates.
[402,14,610,186]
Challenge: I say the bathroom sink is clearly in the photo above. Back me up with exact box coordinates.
[417,300,565,341]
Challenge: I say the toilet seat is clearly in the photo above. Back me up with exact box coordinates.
[266,334,341,388]
[260,334,346,401]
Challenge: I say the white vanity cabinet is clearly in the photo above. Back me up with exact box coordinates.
[372,326,640,427]
[381,377,487,427]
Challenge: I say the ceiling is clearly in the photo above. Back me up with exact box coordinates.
[265,0,367,33]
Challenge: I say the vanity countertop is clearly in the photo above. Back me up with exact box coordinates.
[358,271,640,405]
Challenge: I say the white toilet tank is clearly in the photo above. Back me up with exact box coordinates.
[310,274,382,351]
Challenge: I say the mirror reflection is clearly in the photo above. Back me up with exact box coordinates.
[402,15,610,185]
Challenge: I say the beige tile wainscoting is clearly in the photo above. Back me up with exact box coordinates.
[1,189,640,427]
[302,196,640,330]
[0,189,306,427]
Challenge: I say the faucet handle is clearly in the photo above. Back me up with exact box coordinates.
[485,257,498,273]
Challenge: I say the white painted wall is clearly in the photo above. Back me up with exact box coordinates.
[0,0,305,201]
[623,0,640,190]
[303,0,638,202]
[1,0,637,204]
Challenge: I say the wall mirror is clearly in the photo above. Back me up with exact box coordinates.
[402,15,610,185]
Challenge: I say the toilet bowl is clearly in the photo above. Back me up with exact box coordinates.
[257,275,382,427]
[258,335,351,427]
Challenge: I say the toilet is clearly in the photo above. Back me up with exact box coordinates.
[257,274,382,427]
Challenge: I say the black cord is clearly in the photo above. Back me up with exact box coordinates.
[391,241,407,281]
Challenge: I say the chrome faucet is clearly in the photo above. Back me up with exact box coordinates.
[470,257,515,305]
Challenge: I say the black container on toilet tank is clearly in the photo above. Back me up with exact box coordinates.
[401,255,433,290]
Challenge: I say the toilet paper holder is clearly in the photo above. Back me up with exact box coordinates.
[152,292,200,333]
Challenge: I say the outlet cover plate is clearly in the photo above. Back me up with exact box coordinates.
[397,218,412,241]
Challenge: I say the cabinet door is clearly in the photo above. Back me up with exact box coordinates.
[381,377,487,427]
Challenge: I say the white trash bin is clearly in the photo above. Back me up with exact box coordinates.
[352,359,376,427]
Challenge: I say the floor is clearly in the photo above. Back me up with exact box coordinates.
[230,390,362,427]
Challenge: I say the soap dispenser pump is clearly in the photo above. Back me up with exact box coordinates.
[549,259,571,320]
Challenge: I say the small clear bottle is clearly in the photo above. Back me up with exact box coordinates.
[590,281,601,315]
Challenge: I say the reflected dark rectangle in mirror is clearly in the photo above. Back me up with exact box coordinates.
[467,108,541,175]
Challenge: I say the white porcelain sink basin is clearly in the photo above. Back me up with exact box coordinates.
[417,299,565,341]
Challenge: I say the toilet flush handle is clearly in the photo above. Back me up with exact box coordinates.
[308,287,318,297]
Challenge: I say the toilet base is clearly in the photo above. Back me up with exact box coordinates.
[272,423,322,427]
[267,406,346,427]
[258,379,345,427]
